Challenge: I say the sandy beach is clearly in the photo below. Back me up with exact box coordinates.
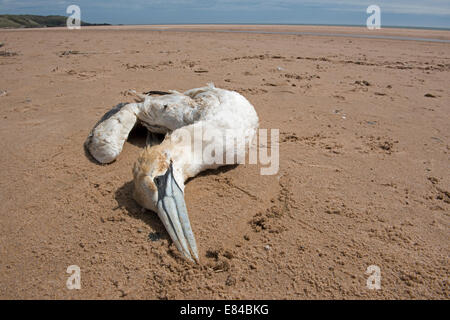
[0,25,448,299]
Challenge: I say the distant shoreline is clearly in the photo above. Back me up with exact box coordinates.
[2,23,450,32]
[3,24,448,44]
[0,15,449,31]
[115,23,450,32]
[141,26,450,43]
[2,23,449,32]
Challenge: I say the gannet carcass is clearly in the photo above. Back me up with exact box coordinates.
[85,84,259,262]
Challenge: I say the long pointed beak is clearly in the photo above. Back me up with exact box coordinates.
[156,163,199,263]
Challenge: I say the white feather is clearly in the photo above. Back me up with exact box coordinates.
[86,85,259,173]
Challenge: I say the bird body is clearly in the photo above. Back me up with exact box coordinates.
[86,84,259,262]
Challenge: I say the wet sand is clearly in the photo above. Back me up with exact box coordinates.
[0,25,449,299]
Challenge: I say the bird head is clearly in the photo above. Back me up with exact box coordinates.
[132,145,199,263]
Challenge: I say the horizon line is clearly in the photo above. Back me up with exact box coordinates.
[1,19,450,31]
[111,23,450,31]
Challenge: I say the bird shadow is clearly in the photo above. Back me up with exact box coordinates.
[185,164,239,185]
[126,124,149,149]
[114,180,170,242]
[127,124,165,148]
[114,164,240,241]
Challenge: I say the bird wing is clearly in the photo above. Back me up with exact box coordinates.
[137,93,200,133]
[85,102,139,164]
[85,85,225,165]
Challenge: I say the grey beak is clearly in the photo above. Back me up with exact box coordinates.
[155,162,199,263]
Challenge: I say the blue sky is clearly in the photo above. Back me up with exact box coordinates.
[1,0,450,28]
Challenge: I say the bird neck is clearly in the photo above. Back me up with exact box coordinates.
[159,124,205,183]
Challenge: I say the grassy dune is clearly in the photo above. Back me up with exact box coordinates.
[0,14,109,28]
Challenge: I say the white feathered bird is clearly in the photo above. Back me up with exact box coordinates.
[85,84,259,262]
